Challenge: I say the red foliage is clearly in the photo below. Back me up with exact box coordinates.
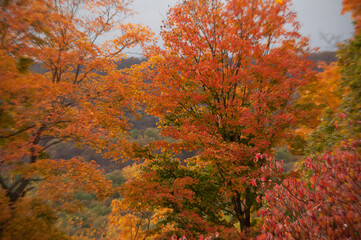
[257,141,361,239]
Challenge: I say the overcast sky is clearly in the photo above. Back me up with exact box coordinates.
[125,0,354,54]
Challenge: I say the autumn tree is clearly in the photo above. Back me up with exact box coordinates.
[0,0,151,238]
[115,0,315,237]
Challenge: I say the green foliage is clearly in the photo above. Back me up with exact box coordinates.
[128,127,175,146]
[130,128,140,139]
[274,149,292,163]
[144,128,161,140]
[92,205,112,216]
[74,192,96,201]
[16,57,34,73]
[106,170,126,187]
[118,152,236,238]
[338,33,361,136]
[274,147,299,171]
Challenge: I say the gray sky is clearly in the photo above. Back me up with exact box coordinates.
[126,0,354,54]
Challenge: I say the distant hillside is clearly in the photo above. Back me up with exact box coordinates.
[30,52,336,74]
[308,51,337,66]
[29,57,147,74]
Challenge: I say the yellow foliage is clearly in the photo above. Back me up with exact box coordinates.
[0,195,68,240]
[107,199,172,240]
[121,163,140,181]
[297,62,342,130]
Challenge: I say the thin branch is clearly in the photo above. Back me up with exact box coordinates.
[280,182,308,204]
[0,125,35,138]
[41,139,64,151]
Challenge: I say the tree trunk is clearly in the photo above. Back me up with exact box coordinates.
[232,187,252,232]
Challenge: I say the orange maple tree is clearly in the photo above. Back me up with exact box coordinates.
[0,0,151,237]
[117,0,315,238]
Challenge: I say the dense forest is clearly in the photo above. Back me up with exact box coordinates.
[0,0,360,239]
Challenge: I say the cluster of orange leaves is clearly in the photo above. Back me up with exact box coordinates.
[342,0,361,32]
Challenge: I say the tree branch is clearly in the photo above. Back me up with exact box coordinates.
[0,125,35,138]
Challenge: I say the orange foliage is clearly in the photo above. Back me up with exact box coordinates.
[342,0,361,32]
[295,62,342,137]
[123,0,315,236]
[312,63,342,112]
[0,0,151,237]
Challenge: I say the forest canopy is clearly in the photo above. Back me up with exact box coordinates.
[0,0,360,239]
